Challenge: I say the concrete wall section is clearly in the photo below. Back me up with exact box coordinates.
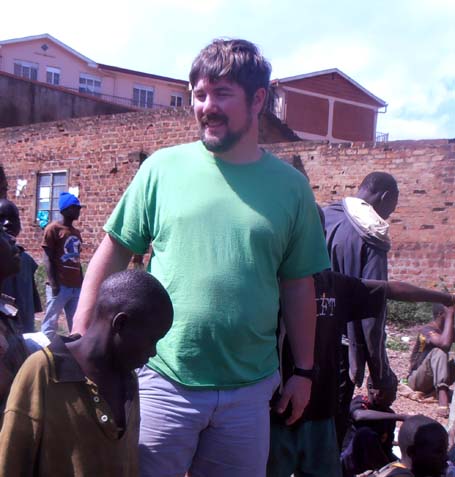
[0,72,131,127]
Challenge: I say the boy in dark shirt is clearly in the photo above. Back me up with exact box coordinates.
[0,223,29,411]
[365,415,447,477]
[0,199,42,332]
[0,269,173,476]
[269,271,385,477]
[341,376,408,476]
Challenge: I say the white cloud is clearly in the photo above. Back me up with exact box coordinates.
[270,39,374,79]
[378,115,452,140]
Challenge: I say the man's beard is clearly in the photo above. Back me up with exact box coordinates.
[199,111,252,154]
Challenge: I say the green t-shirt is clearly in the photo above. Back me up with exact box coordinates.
[105,141,330,388]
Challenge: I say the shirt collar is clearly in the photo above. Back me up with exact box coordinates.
[46,335,86,383]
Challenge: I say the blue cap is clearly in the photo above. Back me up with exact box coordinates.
[59,192,81,212]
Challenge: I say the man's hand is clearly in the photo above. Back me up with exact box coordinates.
[275,375,312,425]
[51,285,60,297]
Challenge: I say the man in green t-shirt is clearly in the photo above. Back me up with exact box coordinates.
[72,38,330,477]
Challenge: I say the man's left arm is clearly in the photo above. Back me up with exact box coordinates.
[277,275,316,425]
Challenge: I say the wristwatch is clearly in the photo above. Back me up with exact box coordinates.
[293,366,316,380]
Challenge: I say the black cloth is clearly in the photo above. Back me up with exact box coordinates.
[324,201,393,388]
[274,270,386,424]
[336,344,355,447]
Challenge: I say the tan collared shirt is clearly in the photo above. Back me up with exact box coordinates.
[0,336,140,476]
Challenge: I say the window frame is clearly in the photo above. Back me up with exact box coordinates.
[79,73,102,96]
[46,66,61,86]
[132,85,154,109]
[13,60,38,81]
[36,170,68,224]
[170,93,183,107]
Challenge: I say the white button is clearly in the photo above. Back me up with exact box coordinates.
[93,396,100,403]
[100,415,108,423]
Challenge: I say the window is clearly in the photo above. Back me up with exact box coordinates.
[170,94,183,107]
[36,172,68,224]
[79,73,102,96]
[46,67,60,86]
[133,86,154,108]
[13,60,38,80]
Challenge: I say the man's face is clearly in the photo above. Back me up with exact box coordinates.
[377,188,399,220]
[0,200,21,237]
[193,77,254,154]
[0,227,21,279]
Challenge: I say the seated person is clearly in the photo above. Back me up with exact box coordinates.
[0,223,29,412]
[341,376,408,476]
[0,269,173,476]
[408,304,455,417]
[370,415,448,477]
[0,199,42,333]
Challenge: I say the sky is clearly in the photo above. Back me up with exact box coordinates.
[3,0,455,140]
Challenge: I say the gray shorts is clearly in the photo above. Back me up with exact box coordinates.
[137,366,280,477]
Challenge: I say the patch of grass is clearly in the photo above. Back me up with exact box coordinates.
[35,264,47,309]
[386,336,410,352]
[387,301,432,330]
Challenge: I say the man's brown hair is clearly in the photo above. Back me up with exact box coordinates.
[189,39,271,104]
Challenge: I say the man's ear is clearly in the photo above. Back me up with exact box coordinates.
[380,190,389,203]
[252,87,267,114]
[112,312,128,333]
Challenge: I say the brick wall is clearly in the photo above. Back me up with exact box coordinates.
[2,108,454,288]
[267,139,455,288]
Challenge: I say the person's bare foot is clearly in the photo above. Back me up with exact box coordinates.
[437,405,449,418]
[437,387,450,417]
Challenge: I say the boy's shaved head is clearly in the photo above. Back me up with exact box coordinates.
[95,269,172,323]
[93,270,173,371]
[399,415,447,476]
[358,172,398,195]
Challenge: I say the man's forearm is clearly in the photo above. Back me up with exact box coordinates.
[352,409,408,422]
[385,281,454,306]
[42,252,59,288]
[71,234,133,334]
[280,276,317,368]
[277,275,317,424]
